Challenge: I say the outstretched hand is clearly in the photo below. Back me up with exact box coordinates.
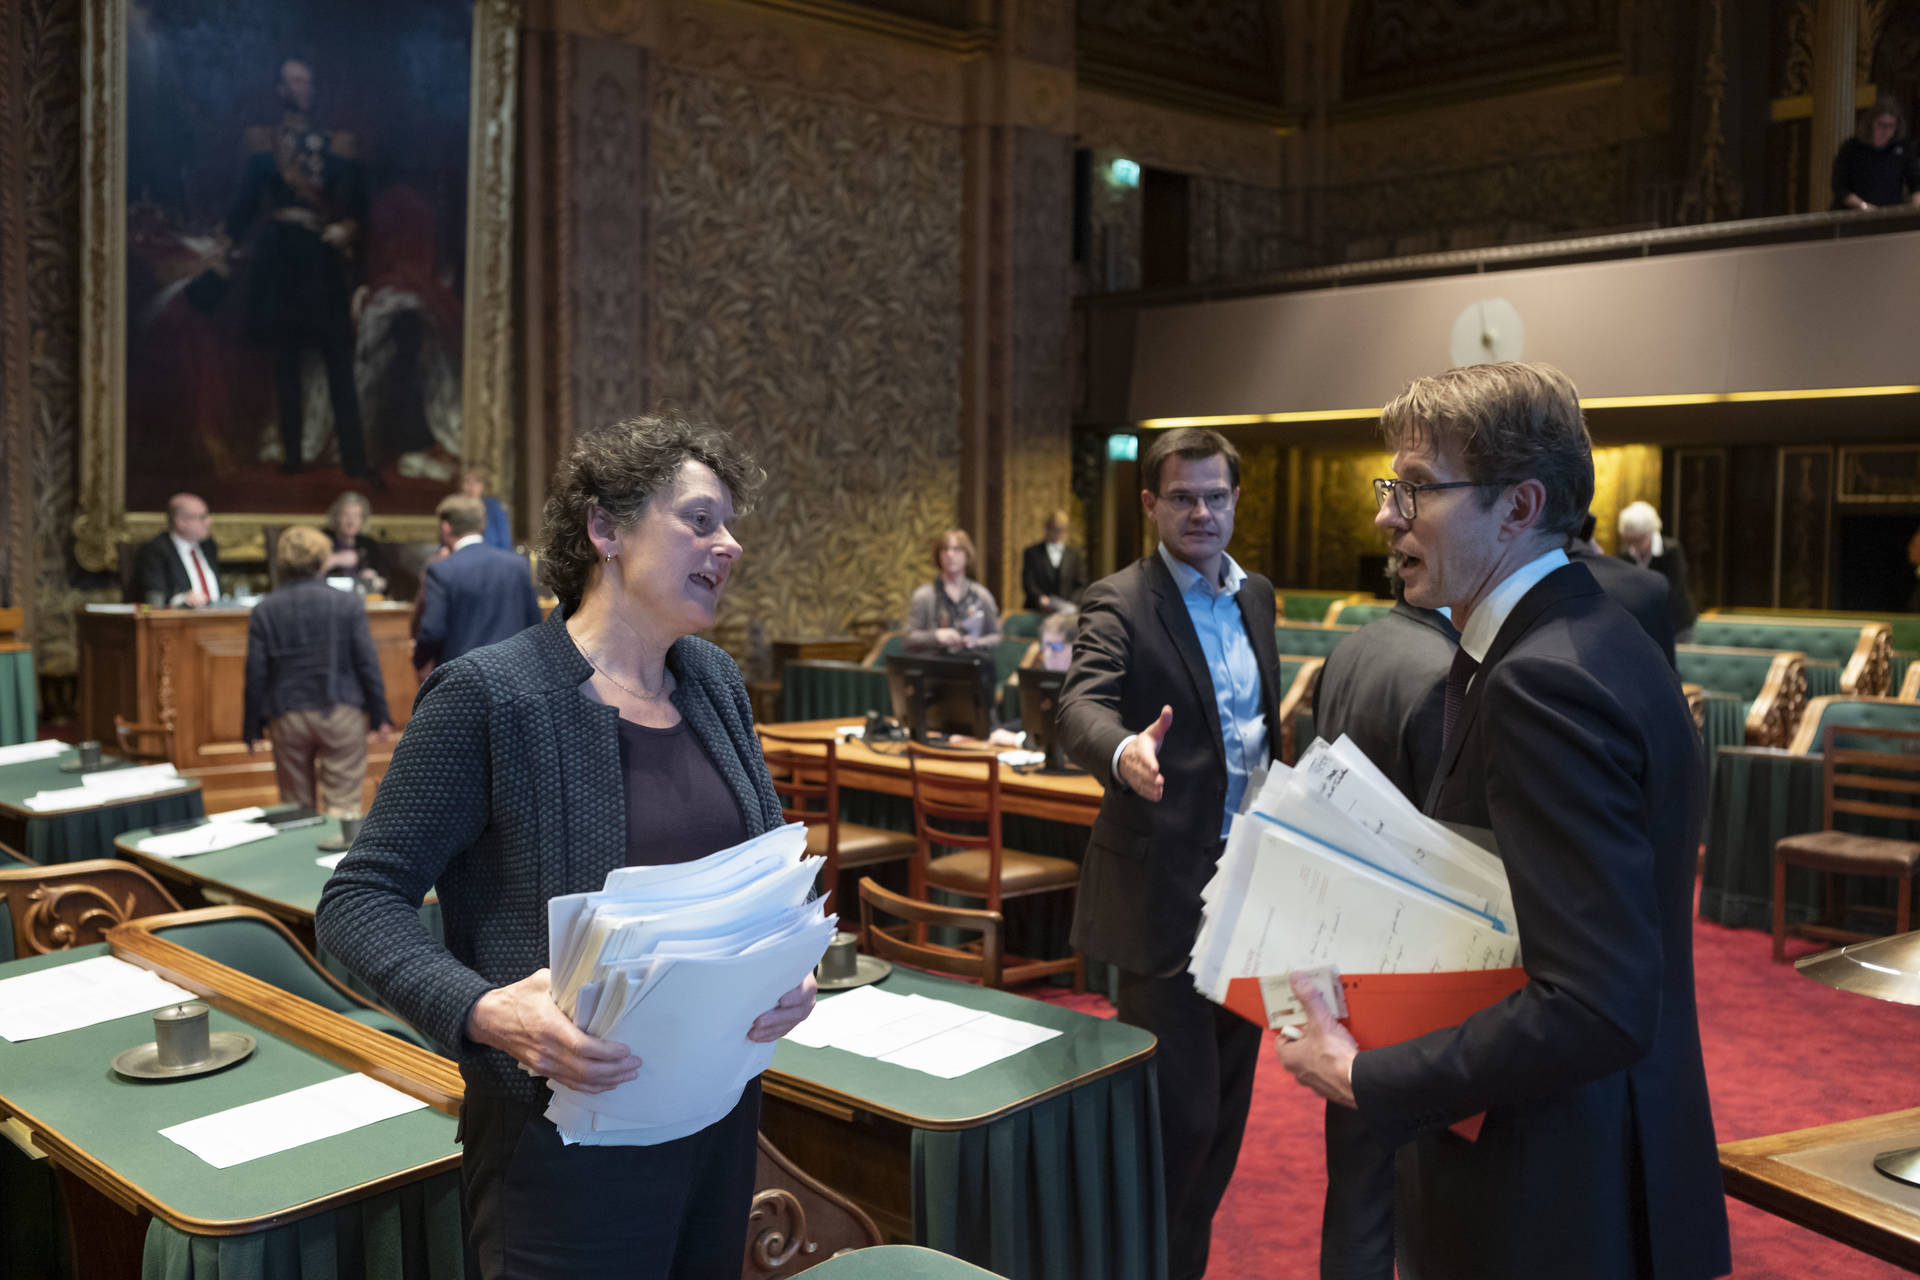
[1118,705,1174,800]
[467,968,641,1094]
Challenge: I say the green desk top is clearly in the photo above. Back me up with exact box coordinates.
[0,751,200,818]
[0,944,459,1233]
[116,817,359,922]
[768,966,1154,1130]
[806,1246,1005,1278]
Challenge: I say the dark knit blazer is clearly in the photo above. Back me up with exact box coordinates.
[315,610,783,1104]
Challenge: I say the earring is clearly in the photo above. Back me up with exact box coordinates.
[605,552,615,562]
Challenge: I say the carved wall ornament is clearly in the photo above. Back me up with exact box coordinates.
[1344,0,1621,100]
[1077,0,1283,111]
[1675,0,1744,224]
[73,0,522,573]
[745,1188,812,1273]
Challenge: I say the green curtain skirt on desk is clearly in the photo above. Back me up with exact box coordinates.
[914,1062,1167,1280]
[1697,749,1914,931]
[0,650,35,746]
[141,1171,464,1280]
[26,792,204,865]
[1698,694,1749,762]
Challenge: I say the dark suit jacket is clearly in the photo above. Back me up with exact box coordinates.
[242,576,391,743]
[412,542,544,669]
[1353,563,1728,1280]
[1021,541,1088,611]
[1056,553,1279,976]
[1314,602,1457,805]
[1618,540,1696,634]
[132,532,222,606]
[1574,550,1676,667]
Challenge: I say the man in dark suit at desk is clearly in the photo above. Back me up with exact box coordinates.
[1570,513,1676,667]
[1058,427,1279,1280]
[1021,510,1087,612]
[132,493,222,608]
[1278,362,1729,1280]
[412,495,543,676]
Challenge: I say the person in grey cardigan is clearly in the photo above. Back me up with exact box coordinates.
[316,415,814,1280]
[904,527,1001,652]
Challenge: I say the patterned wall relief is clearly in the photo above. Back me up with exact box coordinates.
[1188,175,1291,283]
[568,36,651,438]
[1588,444,1663,556]
[1671,447,1728,611]
[25,0,84,673]
[1308,449,1394,591]
[1074,88,1284,187]
[1076,145,1142,295]
[1343,0,1621,100]
[649,67,965,641]
[0,0,24,612]
[1226,442,1279,583]
[1077,0,1283,109]
[1775,446,1832,610]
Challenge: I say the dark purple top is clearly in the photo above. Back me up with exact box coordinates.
[615,716,748,866]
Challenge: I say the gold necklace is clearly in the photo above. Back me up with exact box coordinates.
[569,631,675,702]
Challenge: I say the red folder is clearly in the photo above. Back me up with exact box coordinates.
[1228,966,1529,1141]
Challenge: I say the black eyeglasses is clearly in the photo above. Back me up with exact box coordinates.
[1372,477,1505,520]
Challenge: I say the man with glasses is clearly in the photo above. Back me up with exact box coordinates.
[132,492,223,608]
[1278,363,1728,1280]
[1058,427,1280,1280]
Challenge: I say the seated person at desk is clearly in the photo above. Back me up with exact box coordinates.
[243,526,392,815]
[1021,509,1087,613]
[132,492,221,607]
[322,489,384,590]
[1832,97,1920,210]
[317,414,815,1280]
[906,528,1000,653]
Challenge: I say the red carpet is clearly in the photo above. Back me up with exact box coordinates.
[1035,915,1920,1278]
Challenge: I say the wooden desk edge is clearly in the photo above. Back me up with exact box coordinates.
[1720,1109,1920,1270]
[114,833,321,927]
[0,779,204,822]
[766,1033,1156,1132]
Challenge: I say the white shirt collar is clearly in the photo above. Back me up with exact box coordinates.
[1456,548,1569,664]
[1158,542,1246,597]
[1046,541,1066,567]
[452,533,484,552]
[169,531,200,557]
[1649,531,1664,558]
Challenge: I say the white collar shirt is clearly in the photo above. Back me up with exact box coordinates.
[1456,547,1570,669]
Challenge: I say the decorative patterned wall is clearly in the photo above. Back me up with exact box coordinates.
[1343,0,1621,99]
[568,36,651,441]
[1188,175,1291,283]
[1226,442,1280,581]
[1308,449,1393,590]
[648,66,965,641]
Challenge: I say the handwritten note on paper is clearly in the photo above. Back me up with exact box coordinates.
[159,1074,428,1169]
[0,956,195,1042]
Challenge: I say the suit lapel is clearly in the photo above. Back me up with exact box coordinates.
[1146,554,1228,767]
[1237,578,1281,735]
[1423,563,1599,813]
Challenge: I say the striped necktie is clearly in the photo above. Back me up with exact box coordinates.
[1441,648,1480,753]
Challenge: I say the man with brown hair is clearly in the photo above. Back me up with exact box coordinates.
[413,494,544,675]
[1278,363,1728,1279]
[1058,426,1280,1280]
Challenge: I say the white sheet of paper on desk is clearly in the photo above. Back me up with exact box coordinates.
[0,739,70,767]
[208,806,267,823]
[21,763,188,811]
[137,821,276,858]
[158,1073,427,1169]
[781,984,1062,1078]
[316,851,347,870]
[0,955,195,1042]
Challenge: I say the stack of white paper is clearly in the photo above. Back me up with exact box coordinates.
[0,739,71,767]
[542,823,836,1147]
[1189,735,1521,1005]
[21,763,190,811]
[137,821,277,858]
[0,955,196,1042]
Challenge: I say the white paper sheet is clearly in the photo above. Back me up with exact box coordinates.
[158,1074,427,1169]
[0,739,71,767]
[137,822,277,858]
[21,763,190,811]
[208,806,267,823]
[0,955,195,1042]
[781,984,1063,1077]
[316,851,347,869]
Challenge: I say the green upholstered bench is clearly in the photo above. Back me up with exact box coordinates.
[1786,696,1920,754]
[1274,622,1358,661]
[1691,617,1893,696]
[1674,646,1807,749]
[1708,607,1920,657]
[1275,590,1359,623]
[1324,600,1395,627]
[1277,658,1324,765]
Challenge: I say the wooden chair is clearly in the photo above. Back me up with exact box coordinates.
[904,742,1081,989]
[857,877,1004,988]
[1772,724,1920,962]
[742,1132,883,1276]
[0,858,182,959]
[114,712,176,764]
[759,730,914,917]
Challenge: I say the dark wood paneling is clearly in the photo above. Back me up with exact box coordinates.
[1775,446,1833,610]
[1670,447,1728,612]
[1725,445,1780,608]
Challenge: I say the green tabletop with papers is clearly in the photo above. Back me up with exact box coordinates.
[0,744,203,865]
[0,943,461,1280]
[765,966,1166,1280]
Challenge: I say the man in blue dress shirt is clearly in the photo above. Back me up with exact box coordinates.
[1058,427,1281,1280]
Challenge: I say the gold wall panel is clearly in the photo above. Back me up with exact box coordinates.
[1588,444,1663,556]
[648,66,965,642]
[1308,449,1393,591]
[1227,442,1279,582]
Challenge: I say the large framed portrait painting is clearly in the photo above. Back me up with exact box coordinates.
[77,0,519,567]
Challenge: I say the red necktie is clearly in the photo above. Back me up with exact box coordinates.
[190,548,212,601]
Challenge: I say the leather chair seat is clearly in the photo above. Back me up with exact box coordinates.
[806,822,915,868]
[1776,830,1920,876]
[927,848,1079,896]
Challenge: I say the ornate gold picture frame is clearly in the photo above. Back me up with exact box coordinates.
[75,0,520,569]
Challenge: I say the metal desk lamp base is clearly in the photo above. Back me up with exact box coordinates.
[1874,1146,1920,1187]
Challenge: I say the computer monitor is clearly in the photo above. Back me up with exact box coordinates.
[1016,666,1079,774]
[885,650,995,743]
